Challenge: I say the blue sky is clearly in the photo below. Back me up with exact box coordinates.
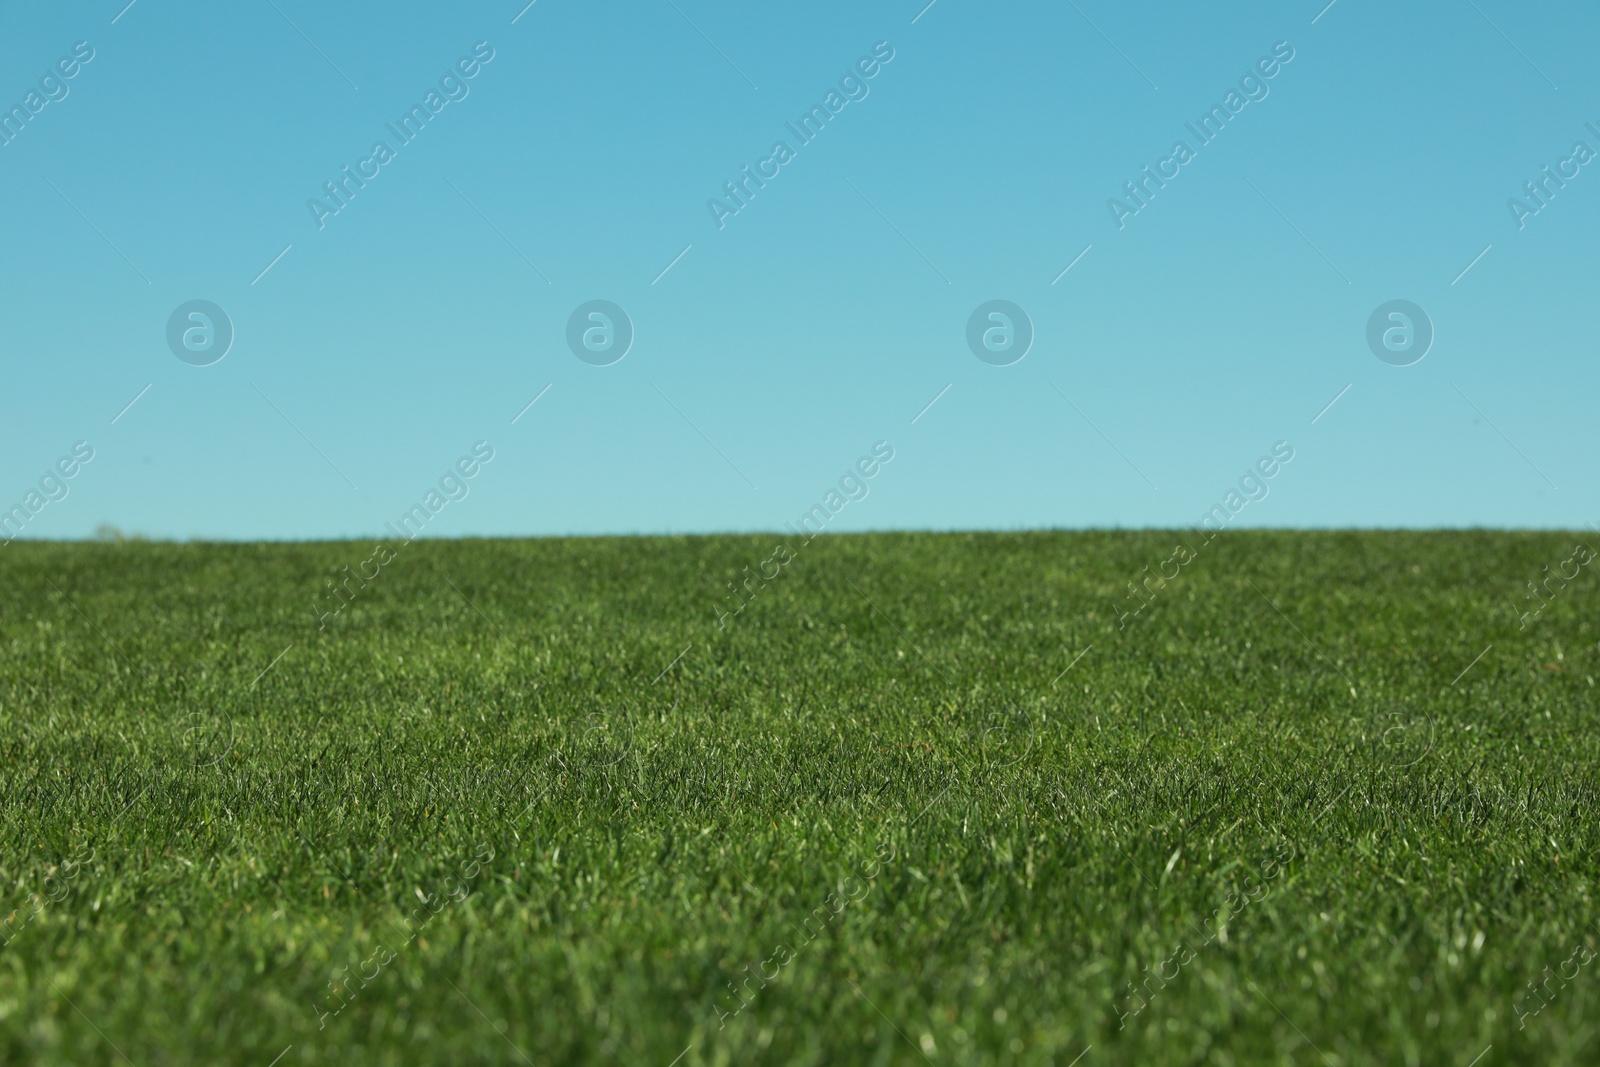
[2,0,1596,541]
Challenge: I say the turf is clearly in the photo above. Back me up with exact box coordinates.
[1,530,1597,1066]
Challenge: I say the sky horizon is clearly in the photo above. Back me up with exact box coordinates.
[4,1,1596,542]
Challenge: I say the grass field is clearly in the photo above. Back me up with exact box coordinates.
[2,530,1597,1066]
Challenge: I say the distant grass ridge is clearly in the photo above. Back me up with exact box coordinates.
[1,530,1597,1065]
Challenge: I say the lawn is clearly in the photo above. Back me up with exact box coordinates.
[1,530,1596,1066]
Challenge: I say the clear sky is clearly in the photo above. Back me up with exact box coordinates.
[2,0,1596,542]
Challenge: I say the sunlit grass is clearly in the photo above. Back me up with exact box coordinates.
[1,530,1596,1065]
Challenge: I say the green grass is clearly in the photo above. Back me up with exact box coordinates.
[2,530,1598,1066]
